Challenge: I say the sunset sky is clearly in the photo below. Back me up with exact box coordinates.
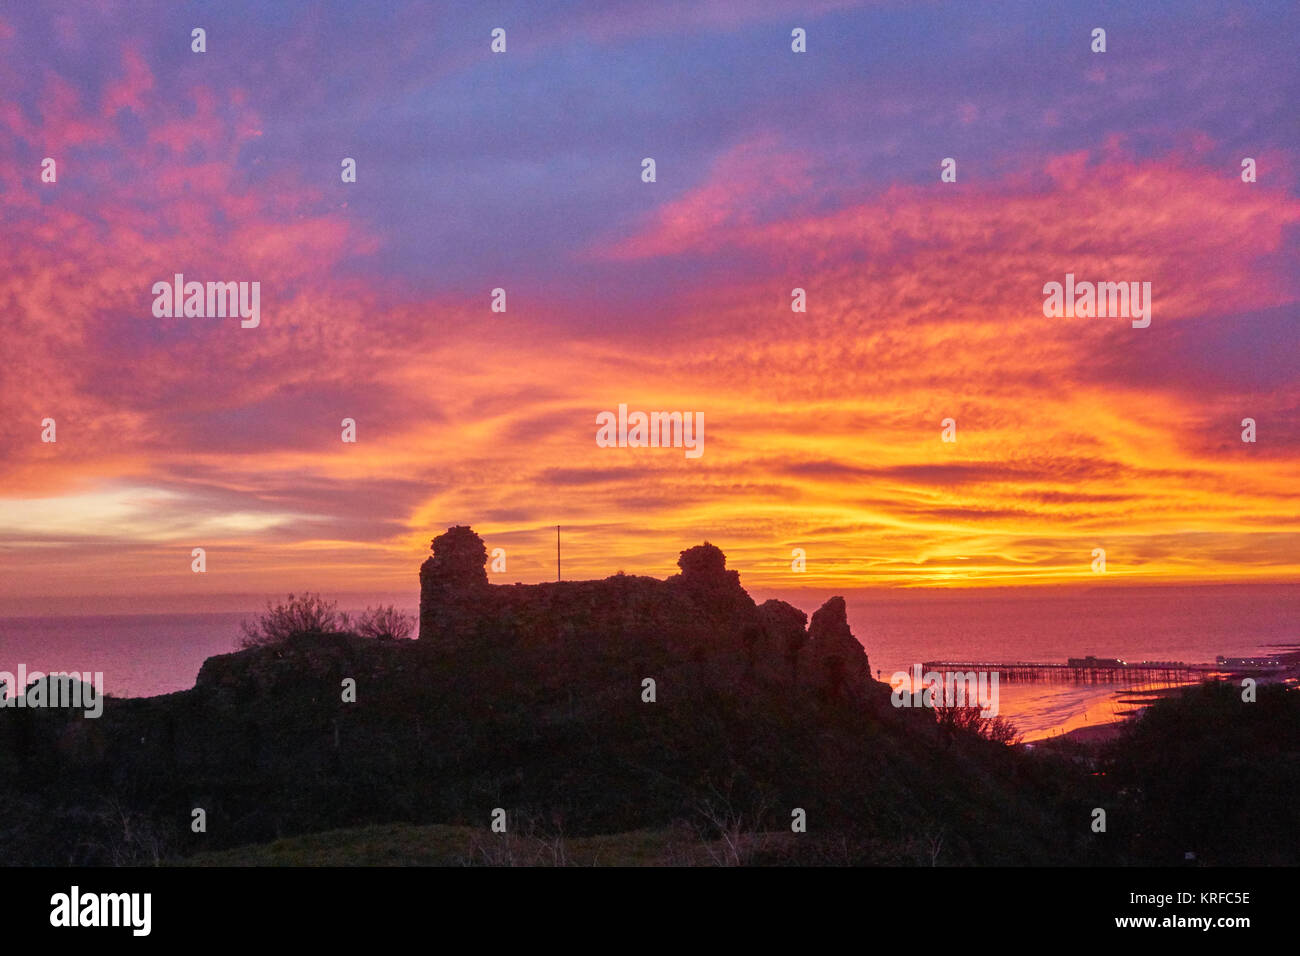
[1,0,1297,612]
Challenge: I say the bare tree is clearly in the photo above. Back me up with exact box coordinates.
[354,605,415,640]
[238,592,347,648]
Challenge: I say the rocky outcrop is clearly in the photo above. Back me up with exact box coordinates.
[807,596,870,699]
[759,599,809,686]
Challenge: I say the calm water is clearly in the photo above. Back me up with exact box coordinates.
[845,585,1298,740]
[0,612,256,700]
[1,585,1294,741]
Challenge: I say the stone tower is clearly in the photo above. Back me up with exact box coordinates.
[418,525,490,642]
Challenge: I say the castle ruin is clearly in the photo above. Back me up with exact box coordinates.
[418,526,871,698]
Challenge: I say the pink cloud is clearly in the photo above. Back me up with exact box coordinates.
[599,135,1300,331]
[101,48,154,116]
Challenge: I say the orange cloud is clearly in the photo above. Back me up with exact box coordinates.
[2,105,1298,604]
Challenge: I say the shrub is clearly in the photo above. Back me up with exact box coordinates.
[934,702,1023,746]
[239,592,346,648]
[354,605,415,640]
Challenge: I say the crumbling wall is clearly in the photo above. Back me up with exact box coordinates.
[417,526,870,697]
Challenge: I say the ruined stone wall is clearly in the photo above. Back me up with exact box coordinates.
[417,526,869,697]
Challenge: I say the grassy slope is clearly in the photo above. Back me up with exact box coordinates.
[184,822,787,866]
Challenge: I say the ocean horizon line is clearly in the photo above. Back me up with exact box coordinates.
[2,578,1297,619]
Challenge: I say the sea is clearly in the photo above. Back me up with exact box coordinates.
[1,584,1294,742]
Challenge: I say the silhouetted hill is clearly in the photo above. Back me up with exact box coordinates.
[2,529,1295,866]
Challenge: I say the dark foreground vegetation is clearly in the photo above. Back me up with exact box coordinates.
[3,633,1295,866]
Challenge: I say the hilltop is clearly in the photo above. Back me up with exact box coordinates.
[4,527,1293,866]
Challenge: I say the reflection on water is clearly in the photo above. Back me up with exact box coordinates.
[994,680,1190,742]
[886,666,1198,741]
[846,584,1297,739]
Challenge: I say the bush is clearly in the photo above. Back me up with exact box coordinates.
[239,592,346,648]
[933,703,1023,746]
[354,605,415,640]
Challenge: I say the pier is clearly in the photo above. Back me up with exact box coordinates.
[919,657,1221,685]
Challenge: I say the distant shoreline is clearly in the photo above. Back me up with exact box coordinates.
[1031,649,1300,748]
